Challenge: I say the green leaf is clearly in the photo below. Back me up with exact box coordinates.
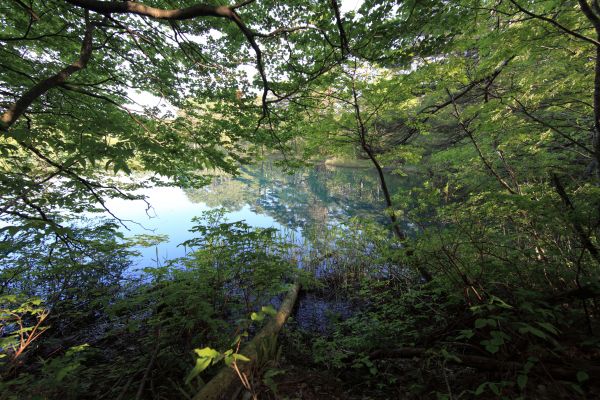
[230,332,248,347]
[457,329,475,339]
[517,374,527,389]
[576,371,589,383]
[523,358,536,374]
[483,343,499,354]
[251,312,265,322]
[194,347,220,359]
[536,322,559,335]
[233,353,251,362]
[475,318,496,329]
[518,325,548,340]
[440,348,461,363]
[571,383,584,395]
[261,305,277,316]
[475,383,487,395]
[490,296,513,309]
[489,383,501,395]
[185,357,212,385]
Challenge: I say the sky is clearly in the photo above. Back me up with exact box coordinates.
[128,0,366,111]
[340,0,364,14]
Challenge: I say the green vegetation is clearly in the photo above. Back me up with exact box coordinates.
[2,0,600,398]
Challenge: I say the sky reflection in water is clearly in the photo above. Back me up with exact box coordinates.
[105,162,400,268]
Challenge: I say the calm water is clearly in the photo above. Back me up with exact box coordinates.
[106,162,407,268]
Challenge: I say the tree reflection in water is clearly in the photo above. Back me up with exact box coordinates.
[184,161,405,233]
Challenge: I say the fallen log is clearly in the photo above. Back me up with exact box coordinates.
[548,280,600,304]
[369,347,600,380]
[193,281,301,400]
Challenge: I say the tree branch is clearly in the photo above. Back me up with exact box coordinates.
[0,13,95,131]
[448,89,518,195]
[330,0,350,56]
[551,173,600,264]
[511,97,594,155]
[421,56,515,114]
[578,0,600,29]
[64,0,234,20]
[508,0,600,46]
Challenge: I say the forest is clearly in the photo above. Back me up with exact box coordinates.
[1,0,600,398]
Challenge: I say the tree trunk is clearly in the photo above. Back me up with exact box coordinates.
[364,148,403,239]
[363,146,433,282]
[594,42,600,179]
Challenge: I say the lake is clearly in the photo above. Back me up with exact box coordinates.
[106,161,409,268]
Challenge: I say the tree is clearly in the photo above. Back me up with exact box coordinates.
[0,0,355,242]
[505,0,600,179]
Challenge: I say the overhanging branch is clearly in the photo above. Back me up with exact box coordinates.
[64,0,234,20]
[0,12,95,131]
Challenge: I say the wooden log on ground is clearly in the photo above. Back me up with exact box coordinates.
[193,281,301,400]
[369,347,600,380]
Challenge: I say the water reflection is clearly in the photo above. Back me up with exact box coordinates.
[186,162,394,230]
[108,161,403,267]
